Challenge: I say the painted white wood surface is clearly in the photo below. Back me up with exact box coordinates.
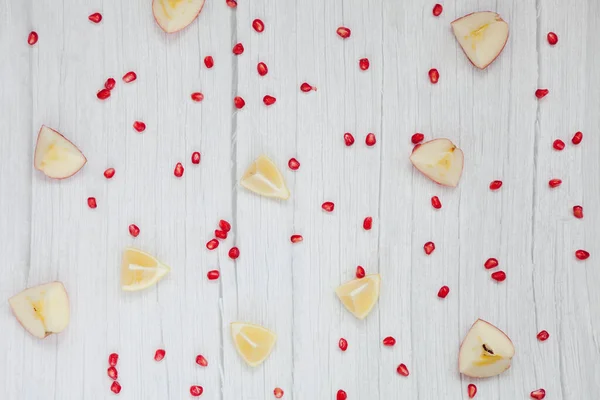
[1,0,599,399]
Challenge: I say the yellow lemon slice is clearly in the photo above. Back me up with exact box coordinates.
[231,322,277,367]
[240,155,290,200]
[335,274,381,319]
[121,248,170,291]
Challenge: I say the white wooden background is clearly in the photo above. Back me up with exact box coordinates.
[1,0,599,399]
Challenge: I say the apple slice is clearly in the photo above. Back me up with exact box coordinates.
[459,319,515,378]
[34,125,86,179]
[9,282,70,339]
[153,0,205,33]
[451,11,509,69]
[410,138,464,187]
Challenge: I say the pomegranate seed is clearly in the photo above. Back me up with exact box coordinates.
[432,4,443,16]
[355,266,366,279]
[437,285,450,298]
[572,131,583,144]
[573,205,583,219]
[110,381,121,394]
[337,390,347,400]
[396,363,409,377]
[122,71,137,83]
[484,258,499,269]
[343,133,355,146]
[548,178,562,188]
[575,249,590,260]
[263,95,276,106]
[252,19,265,33]
[431,196,442,209]
[129,224,140,237]
[191,152,201,164]
[274,387,284,398]
[87,197,97,209]
[215,229,228,239]
[530,388,546,400]
[322,202,335,212]
[424,241,435,255]
[88,12,102,23]
[219,219,231,232]
[363,217,373,230]
[226,0,237,8]
[191,92,204,102]
[382,336,396,346]
[97,89,111,100]
[104,78,116,90]
[228,247,240,259]
[154,349,165,361]
[338,338,348,351]
[290,234,303,243]
[27,31,38,46]
[196,354,208,367]
[174,162,184,178]
[537,330,550,341]
[411,133,424,144]
[108,353,119,366]
[133,121,146,132]
[107,366,118,380]
[234,96,245,109]
[428,68,439,84]
[535,89,549,99]
[489,180,503,190]
[553,139,565,150]
[204,56,214,68]
[467,383,477,398]
[300,82,316,92]
[206,239,219,250]
[547,32,558,45]
[207,270,220,280]
[491,271,506,282]
[359,58,370,71]
[336,27,351,39]
[190,385,204,397]
[257,62,269,76]
[104,168,116,179]
[288,158,300,170]
[365,133,376,146]
[232,43,244,55]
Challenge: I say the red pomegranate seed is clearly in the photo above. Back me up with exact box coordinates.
[252,19,265,33]
[338,338,348,351]
[108,353,119,366]
[424,241,435,255]
[432,4,443,16]
[215,229,228,239]
[530,388,546,400]
[365,133,376,146]
[489,180,503,190]
[290,234,303,243]
[133,121,146,132]
[575,249,590,260]
[228,247,240,259]
[428,68,439,84]
[396,363,409,377]
[363,217,373,230]
[431,196,442,209]
[207,270,220,280]
[467,383,477,398]
[336,390,347,400]
[204,56,214,69]
[547,32,558,45]
[27,31,38,46]
[359,58,370,71]
[548,179,562,188]
[104,168,116,179]
[484,258,499,269]
[104,78,116,90]
[196,354,208,367]
[190,385,204,397]
[110,381,121,394]
[535,89,549,99]
[322,202,335,212]
[491,271,506,282]
[174,162,184,178]
[411,133,424,144]
[129,224,140,237]
[154,349,166,362]
[552,139,565,150]
[263,95,276,106]
[572,131,583,144]
[88,12,102,23]
[382,336,396,346]
[537,330,549,341]
[97,89,111,100]
[219,219,231,232]
[87,197,97,209]
[343,133,355,146]
[355,266,366,279]
[206,239,219,250]
[573,205,583,219]
[257,62,269,76]
[300,82,316,92]
[226,0,237,8]
[233,96,245,109]
[437,285,450,298]
[274,387,284,398]
[288,158,300,170]
[232,43,244,55]
[336,27,351,39]
[122,71,137,83]
[107,366,118,380]
[191,92,204,102]
[191,151,201,164]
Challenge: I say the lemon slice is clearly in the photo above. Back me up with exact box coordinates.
[121,248,170,291]
[231,322,277,367]
[240,155,290,200]
[335,274,381,319]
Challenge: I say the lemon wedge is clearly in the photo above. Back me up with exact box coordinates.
[231,322,277,367]
[335,274,381,319]
[121,248,170,291]
[240,155,290,199]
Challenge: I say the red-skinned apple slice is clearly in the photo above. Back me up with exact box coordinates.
[9,282,70,339]
[410,138,464,187]
[34,125,86,179]
[451,11,509,69]
[459,319,515,378]
[153,0,205,33]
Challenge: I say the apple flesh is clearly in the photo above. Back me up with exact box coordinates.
[34,125,86,179]
[153,0,205,33]
[9,282,70,339]
[409,138,464,187]
[451,11,509,69]
[459,319,515,378]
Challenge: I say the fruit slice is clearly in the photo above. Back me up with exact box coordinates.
[34,125,86,179]
[335,274,381,319]
[458,319,515,378]
[121,248,170,291]
[240,155,290,200]
[9,282,70,339]
[410,138,464,187]
[451,12,509,69]
[152,0,205,33]
[231,322,277,367]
